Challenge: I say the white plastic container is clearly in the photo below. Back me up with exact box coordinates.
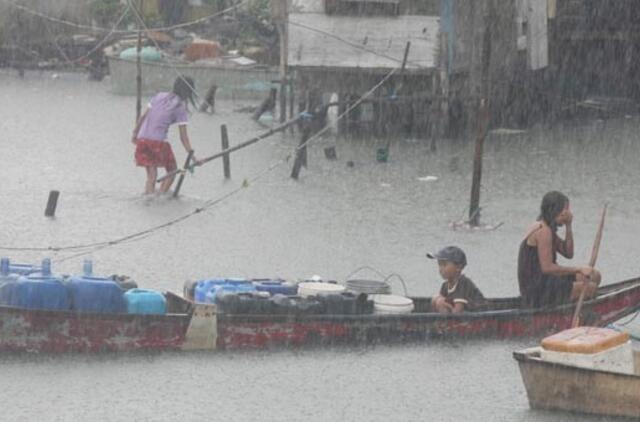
[540,341,635,375]
[297,282,345,298]
[371,294,414,314]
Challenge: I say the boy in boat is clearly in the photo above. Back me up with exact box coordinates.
[428,246,485,313]
[518,191,601,308]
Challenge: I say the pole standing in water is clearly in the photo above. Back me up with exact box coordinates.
[131,76,199,195]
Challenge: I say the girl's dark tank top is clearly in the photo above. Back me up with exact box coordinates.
[517,226,557,306]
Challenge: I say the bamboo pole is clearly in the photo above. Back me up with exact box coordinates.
[571,203,608,328]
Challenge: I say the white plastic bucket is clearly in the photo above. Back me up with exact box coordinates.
[371,294,414,314]
[297,282,346,298]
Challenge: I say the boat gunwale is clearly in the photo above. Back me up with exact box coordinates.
[513,348,640,380]
[217,276,640,322]
[107,55,278,74]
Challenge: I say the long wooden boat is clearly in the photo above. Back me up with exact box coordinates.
[513,346,640,418]
[107,55,278,100]
[0,292,216,353]
[2,278,639,353]
[215,277,640,350]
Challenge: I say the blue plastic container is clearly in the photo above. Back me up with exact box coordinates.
[252,279,298,296]
[68,260,126,314]
[124,289,166,315]
[6,259,70,311]
[195,278,256,304]
[8,263,40,276]
[194,278,227,303]
[0,258,20,305]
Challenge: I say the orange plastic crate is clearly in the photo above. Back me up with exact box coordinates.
[541,327,629,354]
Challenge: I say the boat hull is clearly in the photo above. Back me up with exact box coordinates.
[514,348,640,418]
[0,305,190,353]
[216,278,640,350]
[107,56,278,100]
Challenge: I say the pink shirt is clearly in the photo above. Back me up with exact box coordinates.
[137,92,189,142]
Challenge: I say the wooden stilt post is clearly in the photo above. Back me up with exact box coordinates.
[135,0,144,122]
[468,0,493,227]
[275,0,289,124]
[291,124,311,179]
[44,190,60,217]
[221,124,231,179]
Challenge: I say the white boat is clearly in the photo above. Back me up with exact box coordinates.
[107,54,279,101]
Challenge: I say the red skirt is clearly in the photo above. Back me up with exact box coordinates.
[134,139,177,171]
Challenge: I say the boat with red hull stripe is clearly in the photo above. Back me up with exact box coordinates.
[1,279,639,353]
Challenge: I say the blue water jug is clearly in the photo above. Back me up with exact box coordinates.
[124,289,166,315]
[0,258,20,305]
[8,258,70,311]
[252,279,298,296]
[194,279,227,303]
[68,260,126,314]
[204,279,256,304]
[8,261,40,276]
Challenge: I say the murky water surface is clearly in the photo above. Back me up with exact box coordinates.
[0,71,638,421]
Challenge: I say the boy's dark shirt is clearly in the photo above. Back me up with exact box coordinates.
[439,275,485,311]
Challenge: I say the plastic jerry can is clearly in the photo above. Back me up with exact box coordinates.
[124,289,166,315]
[68,260,126,314]
[11,258,70,311]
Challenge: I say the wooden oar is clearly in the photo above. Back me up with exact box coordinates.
[571,202,608,328]
[172,150,194,198]
[156,114,302,183]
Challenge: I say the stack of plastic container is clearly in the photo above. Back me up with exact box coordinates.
[2,258,70,311]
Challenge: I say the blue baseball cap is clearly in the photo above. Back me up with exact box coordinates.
[426,246,467,266]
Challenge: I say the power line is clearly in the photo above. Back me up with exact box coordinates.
[0,0,247,34]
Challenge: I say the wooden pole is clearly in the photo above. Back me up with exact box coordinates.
[291,125,311,179]
[221,124,231,179]
[157,114,302,182]
[135,0,144,122]
[277,0,289,124]
[468,99,488,226]
[571,203,608,328]
[468,2,492,227]
[173,150,194,198]
[44,190,60,217]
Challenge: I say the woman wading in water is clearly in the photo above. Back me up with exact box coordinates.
[518,191,601,308]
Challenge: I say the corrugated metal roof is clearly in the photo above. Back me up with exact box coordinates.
[288,13,439,70]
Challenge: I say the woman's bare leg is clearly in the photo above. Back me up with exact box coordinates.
[145,167,158,194]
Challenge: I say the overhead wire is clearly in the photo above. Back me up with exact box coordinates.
[0,0,248,34]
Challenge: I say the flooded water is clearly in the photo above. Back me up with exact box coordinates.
[0,70,638,421]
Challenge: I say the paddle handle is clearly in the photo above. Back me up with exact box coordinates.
[172,150,194,198]
[571,203,608,328]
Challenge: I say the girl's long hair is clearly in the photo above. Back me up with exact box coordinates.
[538,191,569,232]
[172,76,196,108]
